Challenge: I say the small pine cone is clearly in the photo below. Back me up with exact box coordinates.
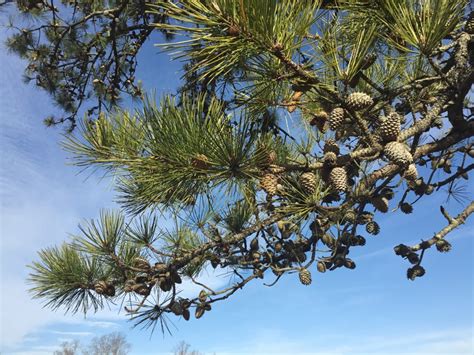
[435,239,452,253]
[342,209,357,224]
[324,139,340,155]
[153,262,167,273]
[159,278,173,292]
[105,284,116,297]
[182,308,191,321]
[198,290,207,302]
[357,235,366,246]
[133,257,150,270]
[366,221,380,235]
[371,196,389,213]
[260,173,279,195]
[384,142,413,166]
[298,268,312,285]
[94,281,107,294]
[169,300,184,316]
[403,164,418,181]
[329,167,348,192]
[94,281,114,296]
[329,108,345,131]
[195,305,205,319]
[345,92,373,111]
[171,270,182,284]
[323,151,337,167]
[310,111,329,133]
[344,258,356,269]
[379,112,401,142]
[299,172,318,194]
[407,265,425,281]
[394,244,411,257]
[317,261,327,273]
[400,202,413,214]
[357,211,373,225]
[380,187,395,200]
[132,283,150,296]
[407,252,420,265]
[191,154,210,170]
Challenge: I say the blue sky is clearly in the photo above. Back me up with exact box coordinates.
[1,9,473,355]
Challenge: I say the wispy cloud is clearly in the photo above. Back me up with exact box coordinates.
[234,327,473,355]
[50,331,93,337]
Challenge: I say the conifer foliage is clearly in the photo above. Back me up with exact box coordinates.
[4,0,172,131]
[15,0,474,334]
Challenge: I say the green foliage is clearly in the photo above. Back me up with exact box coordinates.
[29,244,108,313]
[374,0,467,54]
[21,0,474,335]
[152,0,320,82]
[4,0,172,130]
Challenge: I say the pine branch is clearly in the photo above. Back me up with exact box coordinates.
[409,201,474,252]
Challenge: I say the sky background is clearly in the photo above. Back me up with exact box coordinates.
[1,6,473,355]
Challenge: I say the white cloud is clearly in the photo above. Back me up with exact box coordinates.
[233,327,473,355]
[49,331,93,337]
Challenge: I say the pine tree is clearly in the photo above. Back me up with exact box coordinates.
[20,0,474,334]
[4,0,172,131]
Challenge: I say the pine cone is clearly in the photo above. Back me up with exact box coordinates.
[94,281,114,296]
[132,283,150,296]
[191,154,210,170]
[323,151,337,167]
[329,167,348,192]
[299,172,318,194]
[133,257,151,270]
[407,265,425,280]
[371,196,389,213]
[195,305,205,319]
[400,202,413,214]
[343,209,357,223]
[260,173,279,195]
[379,112,401,142]
[105,284,115,297]
[94,281,108,295]
[366,221,380,235]
[182,308,191,321]
[324,139,340,155]
[403,164,418,181]
[169,300,184,316]
[298,268,312,285]
[435,239,451,253]
[384,142,413,166]
[380,187,395,200]
[329,108,345,131]
[344,258,356,269]
[357,211,373,225]
[317,261,326,273]
[345,92,373,111]
[310,111,329,133]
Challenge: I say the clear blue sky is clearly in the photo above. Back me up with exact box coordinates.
[1,9,473,355]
